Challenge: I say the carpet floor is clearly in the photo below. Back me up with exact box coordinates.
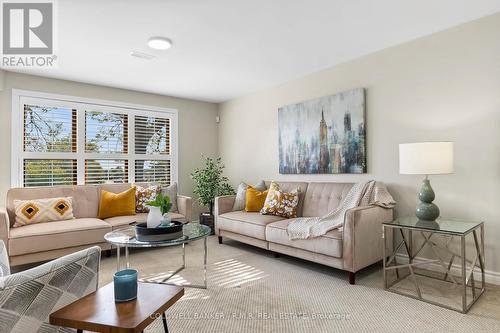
[99,235,500,333]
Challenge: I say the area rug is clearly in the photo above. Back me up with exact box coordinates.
[99,236,500,333]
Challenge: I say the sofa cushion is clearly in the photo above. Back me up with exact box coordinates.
[98,188,136,219]
[265,219,343,258]
[217,211,285,240]
[7,185,100,226]
[13,197,74,227]
[245,187,268,212]
[162,182,179,213]
[104,214,148,229]
[134,185,161,213]
[104,212,187,229]
[265,181,308,216]
[9,218,111,256]
[302,182,354,217]
[233,181,266,211]
[260,182,299,218]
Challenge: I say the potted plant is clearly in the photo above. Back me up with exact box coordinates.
[145,193,172,228]
[191,156,234,231]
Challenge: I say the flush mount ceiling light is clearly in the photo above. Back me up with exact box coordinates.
[147,37,172,50]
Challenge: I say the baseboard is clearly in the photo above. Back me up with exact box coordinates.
[395,254,500,286]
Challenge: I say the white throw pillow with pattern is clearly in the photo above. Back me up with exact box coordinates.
[13,197,74,227]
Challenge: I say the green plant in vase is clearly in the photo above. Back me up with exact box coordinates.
[191,156,235,217]
[146,193,172,227]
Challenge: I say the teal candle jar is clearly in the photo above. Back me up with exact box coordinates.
[114,269,138,303]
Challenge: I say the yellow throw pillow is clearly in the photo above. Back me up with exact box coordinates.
[98,187,136,219]
[245,186,268,212]
[260,182,299,218]
[13,197,74,228]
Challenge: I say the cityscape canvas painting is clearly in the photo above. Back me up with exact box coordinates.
[278,88,366,174]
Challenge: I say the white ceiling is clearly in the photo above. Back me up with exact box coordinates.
[4,0,500,102]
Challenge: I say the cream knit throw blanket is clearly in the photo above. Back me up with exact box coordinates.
[286,181,395,240]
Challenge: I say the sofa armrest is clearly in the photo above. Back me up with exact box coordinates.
[0,208,9,251]
[342,205,394,272]
[214,195,235,235]
[177,195,193,223]
[214,195,235,216]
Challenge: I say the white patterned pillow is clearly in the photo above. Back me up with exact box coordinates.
[13,197,74,228]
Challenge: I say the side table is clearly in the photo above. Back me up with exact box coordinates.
[50,282,184,333]
[383,216,485,313]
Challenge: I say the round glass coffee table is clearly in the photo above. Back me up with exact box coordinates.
[104,223,211,289]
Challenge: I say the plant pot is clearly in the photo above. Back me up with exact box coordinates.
[199,213,215,235]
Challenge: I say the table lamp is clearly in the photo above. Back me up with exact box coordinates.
[399,142,454,221]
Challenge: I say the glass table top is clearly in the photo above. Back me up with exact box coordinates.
[384,216,483,235]
[104,223,211,247]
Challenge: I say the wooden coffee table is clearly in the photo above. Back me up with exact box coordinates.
[50,282,184,333]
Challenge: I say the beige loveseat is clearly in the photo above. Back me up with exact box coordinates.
[215,181,393,284]
[0,183,192,266]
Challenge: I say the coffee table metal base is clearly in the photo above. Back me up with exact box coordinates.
[116,237,208,289]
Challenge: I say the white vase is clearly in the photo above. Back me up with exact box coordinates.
[162,213,172,225]
[146,206,162,228]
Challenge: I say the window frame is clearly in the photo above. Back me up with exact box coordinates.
[11,89,179,188]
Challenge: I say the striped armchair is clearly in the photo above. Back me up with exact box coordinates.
[0,241,100,333]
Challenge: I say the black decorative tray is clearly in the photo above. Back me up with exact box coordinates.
[134,221,183,242]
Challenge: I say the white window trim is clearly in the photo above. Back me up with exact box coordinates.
[11,89,179,188]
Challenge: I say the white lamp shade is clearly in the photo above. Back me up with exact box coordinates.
[399,142,454,175]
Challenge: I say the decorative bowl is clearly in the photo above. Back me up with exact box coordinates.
[134,221,183,242]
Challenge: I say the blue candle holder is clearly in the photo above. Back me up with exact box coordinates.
[113,269,138,303]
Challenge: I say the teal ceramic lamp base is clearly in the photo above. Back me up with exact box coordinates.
[416,177,440,221]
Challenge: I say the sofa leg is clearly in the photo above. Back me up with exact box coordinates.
[273,252,280,258]
[218,236,223,244]
[348,272,356,285]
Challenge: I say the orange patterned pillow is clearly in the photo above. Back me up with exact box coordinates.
[135,185,161,213]
[260,182,299,218]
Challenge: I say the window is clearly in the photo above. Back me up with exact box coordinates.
[85,111,128,154]
[12,90,178,188]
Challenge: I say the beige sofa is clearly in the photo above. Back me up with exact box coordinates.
[0,183,192,266]
[215,181,393,284]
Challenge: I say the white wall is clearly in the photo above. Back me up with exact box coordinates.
[0,71,219,217]
[218,14,500,275]
[0,70,4,91]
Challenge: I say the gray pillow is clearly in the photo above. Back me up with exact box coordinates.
[162,182,178,213]
[232,180,266,211]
